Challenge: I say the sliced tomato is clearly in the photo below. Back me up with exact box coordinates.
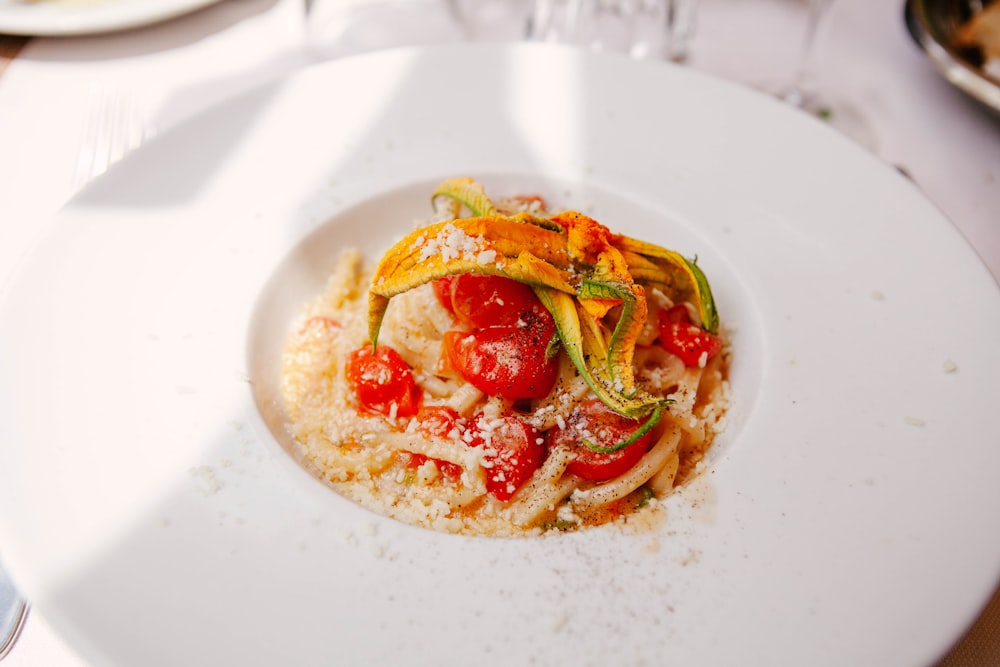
[298,316,342,334]
[549,399,656,481]
[450,273,549,330]
[443,311,558,399]
[469,415,544,501]
[346,344,421,418]
[511,194,547,210]
[432,276,457,315]
[657,305,722,368]
[415,405,463,439]
[403,452,463,481]
[400,407,465,481]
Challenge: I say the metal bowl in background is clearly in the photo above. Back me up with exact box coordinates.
[0,559,27,661]
[905,0,1000,111]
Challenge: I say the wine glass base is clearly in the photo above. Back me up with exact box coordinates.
[795,94,878,153]
[758,82,878,153]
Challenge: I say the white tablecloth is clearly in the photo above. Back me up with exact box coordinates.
[0,0,997,664]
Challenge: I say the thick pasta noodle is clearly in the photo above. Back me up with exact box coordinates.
[281,182,730,537]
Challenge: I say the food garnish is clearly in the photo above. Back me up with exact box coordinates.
[368,177,719,421]
[281,177,731,536]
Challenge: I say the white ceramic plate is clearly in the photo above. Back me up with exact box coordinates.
[0,0,221,36]
[1,44,999,667]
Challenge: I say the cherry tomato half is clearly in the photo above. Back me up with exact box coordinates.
[549,399,656,481]
[435,273,550,330]
[298,316,342,335]
[657,305,722,368]
[443,311,558,400]
[469,415,544,501]
[432,276,457,315]
[510,194,547,210]
[415,405,463,439]
[403,452,464,481]
[401,406,466,481]
[346,344,421,418]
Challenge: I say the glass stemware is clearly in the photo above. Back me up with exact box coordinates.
[448,0,534,41]
[525,0,698,62]
[770,0,877,149]
[778,0,829,108]
[302,0,463,61]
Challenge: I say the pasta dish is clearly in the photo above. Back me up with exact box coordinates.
[281,178,730,536]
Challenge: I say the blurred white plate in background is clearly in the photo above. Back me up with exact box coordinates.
[0,0,223,36]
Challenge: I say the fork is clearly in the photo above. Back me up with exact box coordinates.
[73,82,153,191]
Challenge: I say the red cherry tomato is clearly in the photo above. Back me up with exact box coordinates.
[511,194,547,210]
[469,415,544,501]
[432,276,457,314]
[549,399,655,481]
[346,344,421,418]
[402,406,465,481]
[450,274,547,329]
[415,406,463,438]
[443,312,558,399]
[657,305,722,368]
[404,452,463,481]
[298,316,342,334]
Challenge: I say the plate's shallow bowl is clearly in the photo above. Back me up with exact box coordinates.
[1,44,1000,667]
